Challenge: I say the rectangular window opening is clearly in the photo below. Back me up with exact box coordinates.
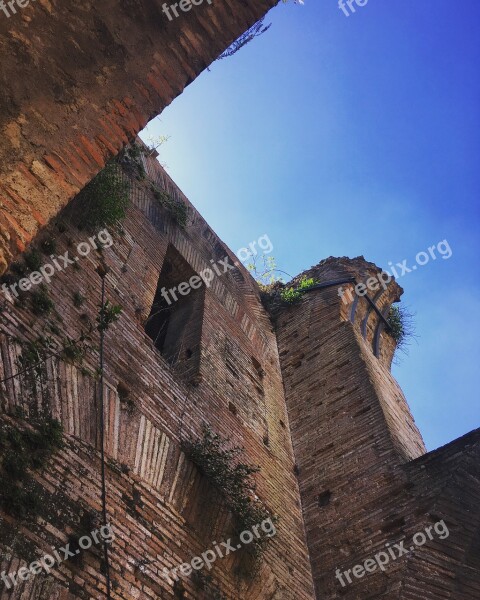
[145,245,204,379]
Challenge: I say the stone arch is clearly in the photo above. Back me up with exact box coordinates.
[0,0,277,273]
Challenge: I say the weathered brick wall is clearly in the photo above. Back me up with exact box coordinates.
[393,429,480,600]
[0,0,277,274]
[0,151,315,599]
[275,259,480,599]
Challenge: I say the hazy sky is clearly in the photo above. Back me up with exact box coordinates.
[140,0,480,451]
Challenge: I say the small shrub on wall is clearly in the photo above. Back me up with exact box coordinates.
[75,161,130,231]
[151,184,188,228]
[280,276,319,304]
[182,425,278,565]
[0,417,64,520]
[387,303,415,361]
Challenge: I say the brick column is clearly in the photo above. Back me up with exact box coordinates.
[275,257,426,598]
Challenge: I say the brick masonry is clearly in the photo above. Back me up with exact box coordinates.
[275,260,480,599]
[0,150,315,599]
[0,149,479,599]
[0,0,277,274]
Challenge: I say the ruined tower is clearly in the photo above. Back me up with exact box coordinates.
[275,259,480,599]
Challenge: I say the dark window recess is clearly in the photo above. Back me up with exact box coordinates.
[317,490,332,507]
[226,357,239,378]
[252,356,264,377]
[145,245,204,379]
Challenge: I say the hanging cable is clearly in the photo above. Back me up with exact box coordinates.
[97,266,112,600]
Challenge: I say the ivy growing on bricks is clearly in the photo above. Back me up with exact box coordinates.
[0,417,64,520]
[75,160,131,231]
[182,425,278,562]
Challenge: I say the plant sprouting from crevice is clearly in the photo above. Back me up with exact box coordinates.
[97,300,122,332]
[151,184,188,228]
[60,335,91,365]
[117,142,146,179]
[246,255,290,289]
[30,285,54,316]
[23,248,43,272]
[387,303,416,361]
[75,160,131,231]
[73,291,86,308]
[279,276,319,304]
[182,425,277,565]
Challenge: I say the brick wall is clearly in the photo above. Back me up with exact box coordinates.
[0,151,315,599]
[0,0,277,274]
[275,259,480,599]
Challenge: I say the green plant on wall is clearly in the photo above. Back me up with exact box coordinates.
[246,260,319,308]
[60,335,90,365]
[144,133,171,158]
[387,303,415,360]
[246,255,287,290]
[280,275,319,304]
[23,248,43,272]
[0,417,64,520]
[118,142,147,179]
[73,291,86,308]
[97,299,122,332]
[30,285,54,315]
[17,336,54,380]
[151,184,188,228]
[40,237,57,255]
[16,331,93,384]
[75,160,131,231]
[182,425,277,565]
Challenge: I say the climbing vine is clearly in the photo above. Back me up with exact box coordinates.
[151,184,188,228]
[0,417,64,520]
[182,425,277,563]
[75,160,131,231]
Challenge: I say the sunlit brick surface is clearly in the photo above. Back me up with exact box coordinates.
[0,0,276,273]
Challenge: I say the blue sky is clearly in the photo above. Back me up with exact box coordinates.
[140,0,480,451]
